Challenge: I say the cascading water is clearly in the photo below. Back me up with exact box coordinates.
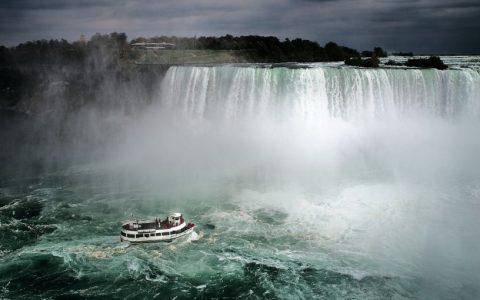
[1,63,480,299]
[160,65,480,120]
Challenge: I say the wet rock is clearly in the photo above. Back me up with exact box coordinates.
[405,56,448,70]
[345,57,379,68]
[384,60,403,66]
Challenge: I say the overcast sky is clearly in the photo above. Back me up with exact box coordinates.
[0,0,479,54]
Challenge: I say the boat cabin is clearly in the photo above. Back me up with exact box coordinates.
[120,212,194,243]
[168,213,183,227]
[122,213,185,231]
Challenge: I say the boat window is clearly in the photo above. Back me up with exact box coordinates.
[127,234,134,238]
[136,234,144,238]
[162,232,169,236]
[121,232,126,236]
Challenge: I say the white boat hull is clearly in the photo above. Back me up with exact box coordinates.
[120,224,195,244]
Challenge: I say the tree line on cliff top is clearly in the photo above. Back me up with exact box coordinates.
[131,34,368,62]
[3,33,447,69]
[0,32,390,65]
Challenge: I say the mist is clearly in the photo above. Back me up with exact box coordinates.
[79,65,480,297]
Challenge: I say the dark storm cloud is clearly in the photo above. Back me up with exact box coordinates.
[0,0,478,53]
[364,0,480,53]
[0,0,121,10]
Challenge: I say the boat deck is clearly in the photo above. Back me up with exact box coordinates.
[122,218,184,231]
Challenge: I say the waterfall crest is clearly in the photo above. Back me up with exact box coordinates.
[160,66,480,120]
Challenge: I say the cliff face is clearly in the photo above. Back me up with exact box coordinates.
[0,62,170,179]
[1,63,168,115]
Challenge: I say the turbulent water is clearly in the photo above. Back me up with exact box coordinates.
[1,60,480,299]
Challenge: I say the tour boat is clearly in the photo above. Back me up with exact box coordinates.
[120,213,195,243]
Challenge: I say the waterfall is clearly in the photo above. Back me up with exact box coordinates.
[160,65,480,120]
